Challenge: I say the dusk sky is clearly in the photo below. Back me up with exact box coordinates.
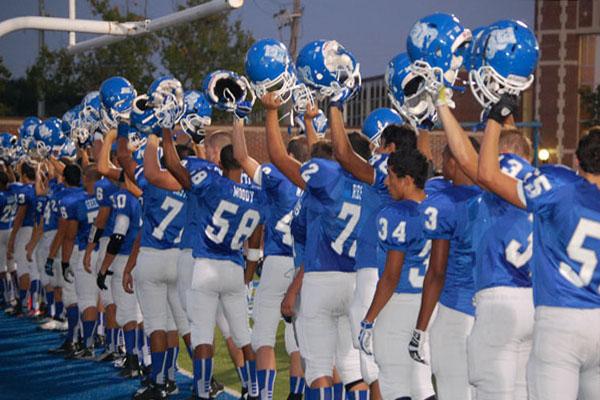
[0,0,535,79]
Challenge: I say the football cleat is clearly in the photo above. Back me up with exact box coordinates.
[48,340,76,355]
[119,354,141,378]
[210,377,224,397]
[165,379,179,395]
[133,382,167,400]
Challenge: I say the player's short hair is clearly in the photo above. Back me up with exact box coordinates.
[443,136,481,158]
[348,131,372,161]
[83,164,101,181]
[381,124,417,151]
[176,144,193,160]
[206,130,232,151]
[388,148,429,189]
[576,128,600,174]
[63,164,82,186]
[499,129,532,160]
[0,171,8,189]
[287,136,309,163]
[220,144,241,171]
[310,139,333,160]
[21,162,35,181]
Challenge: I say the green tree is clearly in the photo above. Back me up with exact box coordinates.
[0,56,14,115]
[579,84,600,127]
[159,0,254,89]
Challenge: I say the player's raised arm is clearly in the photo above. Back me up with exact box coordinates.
[436,93,479,183]
[477,95,524,208]
[116,124,138,183]
[231,118,260,180]
[262,93,305,189]
[97,129,122,182]
[162,129,192,190]
[143,134,182,192]
[303,103,321,149]
[329,105,375,184]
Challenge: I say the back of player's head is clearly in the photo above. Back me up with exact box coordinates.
[21,162,36,182]
[381,124,418,151]
[310,139,333,160]
[220,144,241,171]
[287,136,309,163]
[499,129,532,161]
[83,164,101,183]
[348,131,372,161]
[388,148,429,189]
[0,171,8,189]
[63,164,82,187]
[206,130,232,151]
[576,128,600,174]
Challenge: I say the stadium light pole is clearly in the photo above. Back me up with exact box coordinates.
[66,0,244,54]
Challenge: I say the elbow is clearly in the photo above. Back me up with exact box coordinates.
[477,164,494,187]
[97,163,108,177]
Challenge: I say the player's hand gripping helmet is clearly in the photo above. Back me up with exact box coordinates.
[362,108,404,146]
[407,13,472,92]
[294,109,328,137]
[180,90,213,142]
[468,20,539,110]
[147,76,184,129]
[245,39,298,104]
[386,52,437,129]
[99,76,137,128]
[202,69,255,114]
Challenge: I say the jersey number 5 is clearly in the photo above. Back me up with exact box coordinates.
[206,200,260,250]
[559,218,600,292]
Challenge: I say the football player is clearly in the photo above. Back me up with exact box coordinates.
[477,96,600,400]
[0,168,16,309]
[358,149,435,400]
[410,140,482,400]
[230,112,308,400]
[262,92,371,399]
[7,162,37,316]
[436,93,535,399]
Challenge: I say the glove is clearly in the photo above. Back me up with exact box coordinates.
[61,262,74,284]
[408,328,430,365]
[96,270,113,291]
[255,257,264,278]
[44,258,54,277]
[234,100,253,120]
[436,86,455,108]
[329,87,356,109]
[358,320,374,356]
[488,94,519,125]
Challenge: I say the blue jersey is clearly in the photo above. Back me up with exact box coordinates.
[421,185,482,315]
[134,167,187,250]
[425,176,453,196]
[300,158,369,273]
[186,162,267,266]
[355,154,392,269]
[470,154,534,292]
[59,188,100,251]
[179,157,221,250]
[376,200,431,294]
[11,182,36,227]
[0,189,15,230]
[519,165,600,308]
[41,181,65,231]
[290,193,321,268]
[95,178,119,237]
[254,163,301,257]
[109,189,142,255]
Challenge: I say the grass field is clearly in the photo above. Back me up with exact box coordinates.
[178,322,291,399]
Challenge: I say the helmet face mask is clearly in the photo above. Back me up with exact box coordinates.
[291,83,315,114]
[204,70,254,112]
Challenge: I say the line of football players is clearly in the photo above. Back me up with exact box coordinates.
[1,11,599,400]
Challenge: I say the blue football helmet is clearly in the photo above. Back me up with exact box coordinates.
[245,39,297,103]
[296,40,361,100]
[407,13,472,90]
[147,76,184,129]
[180,90,212,137]
[385,52,437,129]
[0,133,18,164]
[61,105,82,136]
[362,108,404,146]
[131,95,161,136]
[464,26,489,72]
[294,110,328,137]
[58,137,78,161]
[202,70,255,112]
[18,116,41,153]
[34,117,65,158]
[469,20,539,109]
[99,76,137,128]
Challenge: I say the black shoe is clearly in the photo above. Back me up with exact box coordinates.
[287,393,303,400]
[166,379,179,395]
[210,377,224,397]
[94,334,106,348]
[120,354,141,378]
[75,346,96,360]
[48,340,74,355]
[63,342,84,359]
[238,386,248,400]
[133,383,167,400]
